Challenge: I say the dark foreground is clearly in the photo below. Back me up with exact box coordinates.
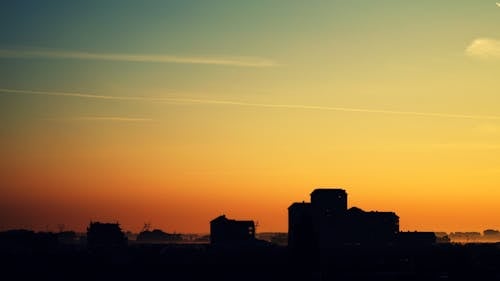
[2,242,500,281]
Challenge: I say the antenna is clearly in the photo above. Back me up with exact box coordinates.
[57,224,65,233]
[142,221,152,232]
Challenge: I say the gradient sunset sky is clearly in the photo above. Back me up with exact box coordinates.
[1,1,500,233]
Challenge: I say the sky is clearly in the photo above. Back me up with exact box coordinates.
[1,0,500,233]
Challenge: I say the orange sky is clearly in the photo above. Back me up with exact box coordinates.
[1,114,499,233]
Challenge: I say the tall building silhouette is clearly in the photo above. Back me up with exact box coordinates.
[288,202,315,251]
[311,188,347,214]
[289,188,399,251]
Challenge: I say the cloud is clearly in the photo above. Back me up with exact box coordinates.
[2,88,500,120]
[0,88,150,101]
[465,38,500,59]
[42,116,154,122]
[0,48,277,67]
[69,117,153,122]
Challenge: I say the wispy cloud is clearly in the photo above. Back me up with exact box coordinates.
[0,48,277,67]
[70,117,153,122]
[465,38,500,59]
[0,88,151,101]
[42,116,154,122]
[2,88,500,120]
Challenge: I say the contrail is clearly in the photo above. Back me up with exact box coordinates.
[0,48,277,67]
[0,88,151,101]
[2,88,500,120]
[43,116,154,122]
[158,97,500,120]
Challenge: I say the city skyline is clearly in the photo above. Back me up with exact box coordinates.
[1,1,500,233]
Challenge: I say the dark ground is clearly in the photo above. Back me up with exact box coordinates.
[1,239,500,280]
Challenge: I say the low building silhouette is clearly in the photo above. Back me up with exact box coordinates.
[484,229,500,236]
[434,232,451,243]
[56,231,77,244]
[0,229,58,253]
[396,231,437,246]
[210,215,255,244]
[136,229,182,243]
[483,229,500,242]
[86,221,127,249]
[289,188,399,251]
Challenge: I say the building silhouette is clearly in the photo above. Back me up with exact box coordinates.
[397,231,437,246]
[289,188,399,251]
[136,229,182,242]
[210,215,255,244]
[86,221,127,249]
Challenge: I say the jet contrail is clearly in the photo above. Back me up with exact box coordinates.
[0,48,277,67]
[78,116,152,121]
[2,88,500,120]
[0,88,151,101]
[47,116,154,122]
[159,97,500,120]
